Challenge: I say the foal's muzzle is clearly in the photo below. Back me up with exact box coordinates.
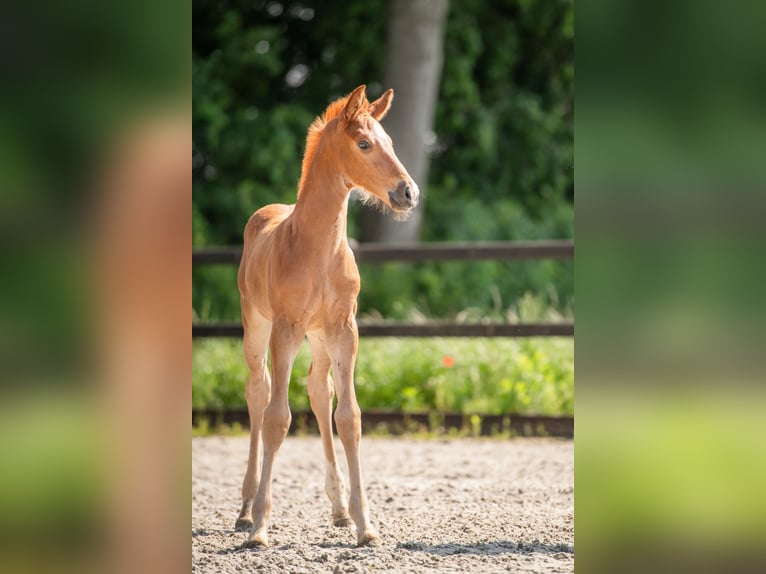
[388,180,419,211]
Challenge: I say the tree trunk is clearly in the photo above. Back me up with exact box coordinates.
[359,0,449,243]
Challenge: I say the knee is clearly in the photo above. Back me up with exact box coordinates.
[308,375,333,402]
[334,403,361,437]
[263,403,291,441]
[245,376,270,403]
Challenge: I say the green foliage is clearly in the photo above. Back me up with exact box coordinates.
[360,197,574,318]
[192,0,573,243]
[192,336,312,411]
[193,336,573,416]
[193,0,387,244]
[434,0,573,215]
[0,397,102,549]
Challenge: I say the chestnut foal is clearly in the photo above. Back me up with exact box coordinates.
[235,85,418,548]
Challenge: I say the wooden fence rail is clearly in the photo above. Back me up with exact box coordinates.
[193,239,574,265]
[192,240,574,339]
[193,408,574,438]
[193,321,573,338]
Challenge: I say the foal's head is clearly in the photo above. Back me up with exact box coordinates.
[304,84,419,217]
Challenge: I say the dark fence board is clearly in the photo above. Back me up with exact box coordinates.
[192,321,573,339]
[193,408,574,438]
[192,240,574,265]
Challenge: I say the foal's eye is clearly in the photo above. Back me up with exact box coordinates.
[358,140,370,151]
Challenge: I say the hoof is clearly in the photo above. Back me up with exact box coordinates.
[243,536,269,549]
[333,515,352,528]
[235,517,253,532]
[357,531,381,547]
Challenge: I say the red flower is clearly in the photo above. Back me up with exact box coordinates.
[442,355,455,368]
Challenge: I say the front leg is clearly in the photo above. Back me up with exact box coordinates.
[307,332,352,527]
[324,317,380,547]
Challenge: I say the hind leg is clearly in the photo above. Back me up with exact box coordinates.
[235,310,272,531]
[245,318,304,548]
[307,332,351,528]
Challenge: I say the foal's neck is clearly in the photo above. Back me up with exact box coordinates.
[293,147,351,252]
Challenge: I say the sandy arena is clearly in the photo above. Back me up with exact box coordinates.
[192,436,573,573]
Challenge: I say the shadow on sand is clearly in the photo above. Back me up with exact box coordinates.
[396,540,573,557]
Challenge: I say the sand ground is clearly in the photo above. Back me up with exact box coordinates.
[192,435,573,573]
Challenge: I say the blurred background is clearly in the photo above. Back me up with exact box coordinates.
[0,1,190,573]
[577,0,766,572]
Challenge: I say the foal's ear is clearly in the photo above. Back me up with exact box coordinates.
[369,89,394,121]
[343,85,367,121]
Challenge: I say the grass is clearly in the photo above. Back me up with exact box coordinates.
[192,336,573,416]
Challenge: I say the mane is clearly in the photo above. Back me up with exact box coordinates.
[297,92,367,195]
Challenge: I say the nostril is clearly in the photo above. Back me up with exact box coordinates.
[404,186,412,202]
